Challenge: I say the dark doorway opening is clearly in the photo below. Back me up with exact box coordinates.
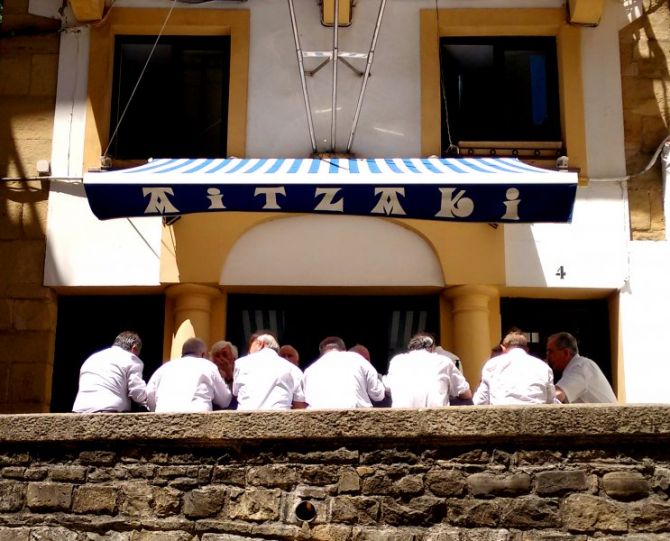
[226,294,440,374]
[501,297,612,381]
[51,294,166,412]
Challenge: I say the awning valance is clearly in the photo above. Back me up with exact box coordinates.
[83,157,577,222]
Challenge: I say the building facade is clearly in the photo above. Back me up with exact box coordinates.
[1,0,669,412]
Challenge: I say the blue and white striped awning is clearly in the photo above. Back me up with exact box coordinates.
[83,157,578,222]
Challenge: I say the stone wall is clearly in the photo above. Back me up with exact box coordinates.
[0,0,60,413]
[619,0,670,240]
[0,406,669,540]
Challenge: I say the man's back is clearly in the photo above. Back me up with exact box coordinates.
[147,356,231,413]
[386,349,469,408]
[233,348,304,410]
[72,345,147,413]
[474,348,555,405]
[557,355,617,403]
[303,350,385,408]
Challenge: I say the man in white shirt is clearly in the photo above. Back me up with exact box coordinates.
[146,337,231,413]
[386,333,472,408]
[473,332,556,405]
[546,332,617,403]
[72,331,148,413]
[233,334,306,410]
[303,336,386,409]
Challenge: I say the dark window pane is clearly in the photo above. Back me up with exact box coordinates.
[440,37,561,148]
[109,35,230,160]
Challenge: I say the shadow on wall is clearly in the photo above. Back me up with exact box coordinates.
[619,0,670,239]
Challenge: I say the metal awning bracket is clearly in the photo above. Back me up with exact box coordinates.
[302,51,367,77]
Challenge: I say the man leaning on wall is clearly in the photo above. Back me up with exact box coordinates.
[546,332,617,404]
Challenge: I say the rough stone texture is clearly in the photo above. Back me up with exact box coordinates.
[0,408,666,538]
[620,1,669,239]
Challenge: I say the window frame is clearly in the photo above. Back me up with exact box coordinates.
[420,8,587,176]
[85,8,249,170]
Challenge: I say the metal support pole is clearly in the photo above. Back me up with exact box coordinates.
[346,0,388,153]
[330,0,340,152]
[287,0,318,153]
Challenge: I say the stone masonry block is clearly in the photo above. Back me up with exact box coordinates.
[499,496,560,528]
[49,466,87,482]
[535,470,588,495]
[30,54,58,97]
[0,56,30,95]
[468,473,531,497]
[247,464,297,489]
[425,469,467,497]
[154,486,181,518]
[0,528,30,541]
[118,482,154,518]
[212,465,246,486]
[0,481,26,511]
[330,496,380,525]
[73,485,118,514]
[13,299,56,331]
[561,494,627,533]
[1,466,26,479]
[0,198,22,241]
[603,471,650,501]
[628,499,670,532]
[183,486,226,518]
[9,361,51,404]
[79,450,117,465]
[446,498,500,528]
[396,474,424,496]
[381,496,446,527]
[26,482,73,511]
[337,467,361,494]
[22,198,49,240]
[129,532,193,541]
[227,488,281,522]
[0,331,52,364]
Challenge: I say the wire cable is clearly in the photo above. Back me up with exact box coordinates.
[103,0,178,158]
[435,0,458,157]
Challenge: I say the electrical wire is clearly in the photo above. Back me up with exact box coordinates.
[103,0,178,158]
[434,0,458,157]
[588,134,670,182]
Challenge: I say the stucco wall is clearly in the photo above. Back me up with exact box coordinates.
[0,1,60,413]
[1,406,670,539]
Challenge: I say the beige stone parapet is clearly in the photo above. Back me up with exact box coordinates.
[1,404,669,446]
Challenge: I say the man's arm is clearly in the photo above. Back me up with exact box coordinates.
[555,385,568,403]
[472,379,489,405]
[211,367,232,409]
[127,360,148,409]
[364,364,386,402]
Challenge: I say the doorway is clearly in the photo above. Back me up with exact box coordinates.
[51,294,166,412]
[500,297,612,381]
[226,294,440,374]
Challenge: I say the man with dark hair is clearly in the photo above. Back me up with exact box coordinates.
[146,337,231,412]
[386,332,472,407]
[302,336,386,408]
[72,331,148,413]
[473,331,556,405]
[546,332,616,403]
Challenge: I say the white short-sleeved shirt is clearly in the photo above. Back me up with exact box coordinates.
[146,356,232,413]
[303,350,386,409]
[72,345,147,413]
[473,348,556,405]
[386,349,470,408]
[557,355,617,403]
[233,347,305,410]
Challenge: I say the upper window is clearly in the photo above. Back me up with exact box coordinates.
[440,36,561,151]
[109,35,231,160]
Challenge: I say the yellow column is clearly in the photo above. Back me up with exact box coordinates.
[166,284,221,359]
[446,285,499,387]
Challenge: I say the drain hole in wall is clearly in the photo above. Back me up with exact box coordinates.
[294,500,317,523]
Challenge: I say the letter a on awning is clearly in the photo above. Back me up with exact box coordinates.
[83,157,578,223]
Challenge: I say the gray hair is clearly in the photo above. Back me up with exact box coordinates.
[502,332,528,350]
[182,337,208,357]
[254,334,280,352]
[113,331,142,354]
[211,340,238,359]
[549,332,579,355]
[407,332,435,352]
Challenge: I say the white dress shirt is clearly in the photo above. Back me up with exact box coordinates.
[386,349,470,408]
[557,354,617,403]
[146,355,232,413]
[233,347,305,410]
[473,348,556,405]
[303,350,386,409]
[72,345,148,413]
